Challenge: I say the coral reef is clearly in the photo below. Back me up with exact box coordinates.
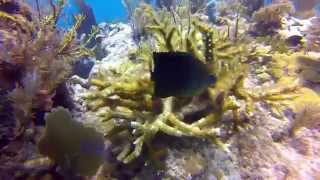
[257,52,320,84]
[252,2,294,35]
[296,55,320,83]
[1,0,320,179]
[237,114,320,179]
[128,3,150,41]
[0,0,94,137]
[240,0,264,16]
[91,22,138,73]
[305,17,320,52]
[84,4,304,168]
[291,96,320,136]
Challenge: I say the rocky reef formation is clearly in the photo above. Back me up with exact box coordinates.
[0,0,96,136]
[68,3,320,179]
[251,2,294,35]
[305,17,320,52]
[0,0,96,178]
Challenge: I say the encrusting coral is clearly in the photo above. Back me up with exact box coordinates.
[290,89,320,136]
[0,0,95,137]
[297,55,320,83]
[85,4,305,165]
[251,2,294,35]
[252,51,320,132]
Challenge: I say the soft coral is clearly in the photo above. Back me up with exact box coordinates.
[0,0,93,136]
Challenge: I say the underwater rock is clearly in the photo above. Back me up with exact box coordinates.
[67,23,137,128]
[251,2,294,36]
[64,74,96,124]
[240,0,264,16]
[0,91,15,149]
[278,16,311,38]
[304,17,320,52]
[73,58,95,79]
[90,23,137,77]
[235,101,320,179]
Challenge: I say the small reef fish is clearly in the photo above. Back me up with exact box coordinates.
[285,35,303,46]
[151,52,216,98]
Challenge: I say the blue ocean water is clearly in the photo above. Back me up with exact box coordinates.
[70,0,127,23]
[29,0,320,29]
[26,0,158,29]
[58,0,157,28]
[26,0,128,28]
[264,0,273,6]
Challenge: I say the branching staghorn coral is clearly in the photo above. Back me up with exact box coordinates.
[86,61,225,164]
[255,35,292,54]
[192,20,301,123]
[257,52,320,84]
[252,52,320,117]
[85,4,305,164]
[73,0,97,39]
[0,0,94,137]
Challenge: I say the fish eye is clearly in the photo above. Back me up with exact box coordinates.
[208,75,216,85]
